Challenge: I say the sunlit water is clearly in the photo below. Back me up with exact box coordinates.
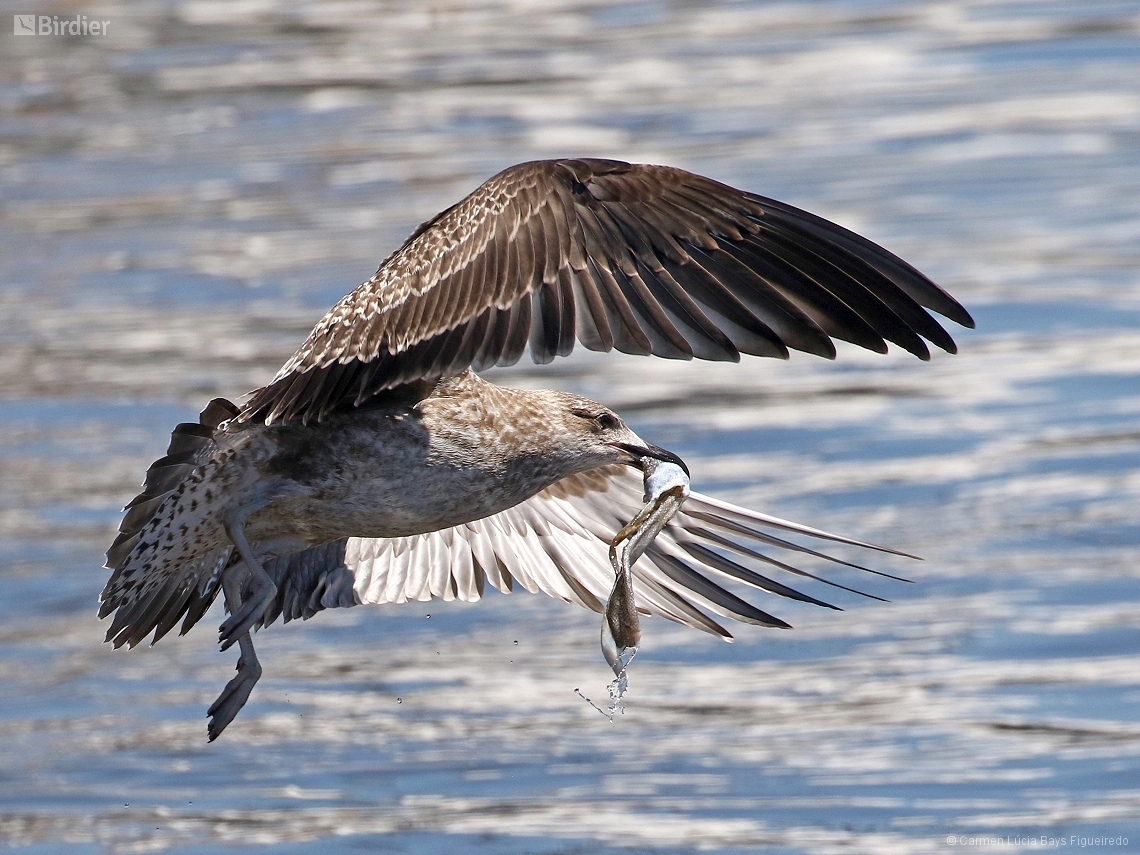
[2,1,1139,852]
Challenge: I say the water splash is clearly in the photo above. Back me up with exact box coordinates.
[574,649,637,722]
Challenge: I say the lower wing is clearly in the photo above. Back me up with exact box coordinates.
[254,465,912,639]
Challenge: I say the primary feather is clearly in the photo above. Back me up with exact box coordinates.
[100,158,973,740]
[241,159,972,425]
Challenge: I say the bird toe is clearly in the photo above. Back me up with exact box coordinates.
[207,656,262,741]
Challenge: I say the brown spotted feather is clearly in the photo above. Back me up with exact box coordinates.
[100,399,246,649]
[240,159,973,425]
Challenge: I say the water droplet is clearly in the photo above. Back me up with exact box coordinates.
[425,614,431,619]
[513,640,518,645]
[396,697,402,704]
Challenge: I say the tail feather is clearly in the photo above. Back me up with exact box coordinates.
[181,578,224,636]
[105,402,236,571]
[101,398,241,647]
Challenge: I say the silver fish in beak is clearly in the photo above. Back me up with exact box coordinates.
[602,453,691,677]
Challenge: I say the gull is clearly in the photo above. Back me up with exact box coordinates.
[99,158,973,740]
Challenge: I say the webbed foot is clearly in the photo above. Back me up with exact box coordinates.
[207,634,262,741]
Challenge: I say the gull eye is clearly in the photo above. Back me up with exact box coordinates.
[593,412,621,431]
[570,407,621,432]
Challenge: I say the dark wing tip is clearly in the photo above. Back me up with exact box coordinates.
[953,304,977,330]
[245,160,974,424]
[741,190,974,346]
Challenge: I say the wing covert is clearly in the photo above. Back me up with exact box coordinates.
[242,159,973,425]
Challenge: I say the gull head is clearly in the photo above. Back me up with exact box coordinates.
[542,392,689,479]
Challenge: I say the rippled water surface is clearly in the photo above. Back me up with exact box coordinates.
[2,1,1139,852]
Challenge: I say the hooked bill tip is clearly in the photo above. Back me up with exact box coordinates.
[609,441,690,476]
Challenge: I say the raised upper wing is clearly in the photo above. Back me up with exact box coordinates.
[254,465,910,639]
[242,159,973,425]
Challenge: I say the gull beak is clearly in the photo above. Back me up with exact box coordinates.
[608,441,690,477]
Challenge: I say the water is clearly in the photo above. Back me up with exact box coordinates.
[2,0,1139,852]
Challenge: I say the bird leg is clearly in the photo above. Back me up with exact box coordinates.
[207,566,263,741]
[218,516,277,650]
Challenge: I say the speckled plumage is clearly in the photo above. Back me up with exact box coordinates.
[241,158,973,426]
[101,372,634,644]
[101,158,973,741]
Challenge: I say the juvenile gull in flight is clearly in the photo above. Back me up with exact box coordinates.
[99,158,973,740]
